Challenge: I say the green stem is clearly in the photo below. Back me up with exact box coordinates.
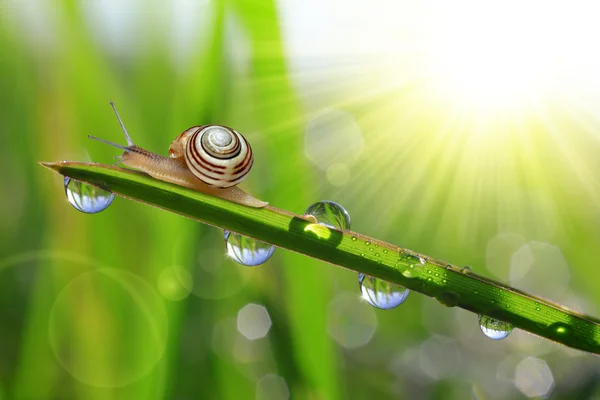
[42,161,600,354]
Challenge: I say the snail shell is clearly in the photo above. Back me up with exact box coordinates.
[169,125,253,188]
[88,103,267,208]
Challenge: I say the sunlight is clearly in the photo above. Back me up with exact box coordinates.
[422,0,600,112]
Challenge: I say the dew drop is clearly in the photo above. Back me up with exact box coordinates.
[399,252,426,267]
[478,315,513,340]
[303,201,351,230]
[351,236,357,241]
[64,177,115,214]
[358,273,409,309]
[224,231,275,267]
[401,265,418,278]
[462,265,472,274]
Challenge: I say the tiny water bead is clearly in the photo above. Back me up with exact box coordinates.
[358,273,409,310]
[224,231,275,267]
[399,252,426,266]
[64,177,115,214]
[303,201,351,230]
[478,315,513,340]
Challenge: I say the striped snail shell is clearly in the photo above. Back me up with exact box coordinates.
[169,125,253,188]
[88,102,267,207]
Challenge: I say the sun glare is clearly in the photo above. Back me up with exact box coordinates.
[422,0,600,112]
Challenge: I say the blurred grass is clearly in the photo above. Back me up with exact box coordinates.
[3,0,600,399]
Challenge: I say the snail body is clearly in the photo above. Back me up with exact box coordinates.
[89,103,267,208]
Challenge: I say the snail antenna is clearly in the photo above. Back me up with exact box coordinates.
[88,135,131,152]
[110,101,134,146]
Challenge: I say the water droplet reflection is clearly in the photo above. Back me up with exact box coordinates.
[479,315,513,340]
[64,177,115,214]
[224,231,275,267]
[303,201,351,230]
[359,273,409,309]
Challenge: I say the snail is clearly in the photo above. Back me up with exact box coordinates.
[88,102,267,208]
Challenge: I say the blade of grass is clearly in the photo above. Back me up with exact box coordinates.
[232,0,341,396]
[41,161,600,355]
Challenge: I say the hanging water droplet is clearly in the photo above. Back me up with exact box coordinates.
[478,315,513,340]
[224,231,275,267]
[303,201,351,230]
[358,273,409,310]
[64,177,115,214]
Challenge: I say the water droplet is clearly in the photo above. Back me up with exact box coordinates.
[351,236,357,241]
[399,252,426,266]
[375,253,380,257]
[64,177,114,214]
[401,265,419,278]
[224,231,275,267]
[383,249,388,254]
[365,241,371,246]
[358,273,409,310]
[462,265,472,274]
[478,315,513,340]
[303,201,351,230]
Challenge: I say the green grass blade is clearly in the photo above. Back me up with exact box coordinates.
[41,161,600,355]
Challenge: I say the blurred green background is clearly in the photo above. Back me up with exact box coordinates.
[2,0,600,399]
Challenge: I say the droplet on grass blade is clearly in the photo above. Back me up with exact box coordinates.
[303,200,351,230]
[359,273,409,309]
[479,315,513,340]
[224,231,275,267]
[64,177,114,214]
